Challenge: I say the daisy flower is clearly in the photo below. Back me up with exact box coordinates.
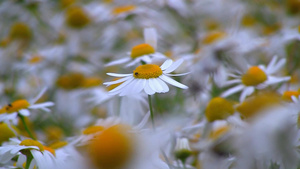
[221,56,291,102]
[0,88,54,124]
[103,59,189,96]
[105,27,168,67]
[0,138,57,169]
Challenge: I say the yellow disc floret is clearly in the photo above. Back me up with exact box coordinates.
[88,125,134,169]
[131,43,155,59]
[112,5,136,15]
[0,123,16,144]
[282,91,299,101]
[20,139,44,151]
[82,126,104,135]
[65,6,90,29]
[133,64,163,79]
[202,31,227,45]
[209,125,230,140]
[0,100,30,114]
[241,66,267,86]
[205,97,235,122]
[9,22,32,41]
[49,141,68,149]
[237,92,281,119]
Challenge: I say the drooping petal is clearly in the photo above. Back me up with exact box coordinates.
[156,78,169,92]
[159,74,188,89]
[144,80,155,95]
[103,76,133,86]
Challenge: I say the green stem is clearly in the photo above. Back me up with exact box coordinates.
[25,154,33,169]
[148,95,155,129]
[18,114,36,140]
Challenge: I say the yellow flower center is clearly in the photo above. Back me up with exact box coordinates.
[82,126,105,135]
[81,77,103,88]
[205,97,234,122]
[112,5,136,15]
[20,139,44,151]
[45,126,64,142]
[282,91,299,101]
[43,146,56,156]
[9,22,32,41]
[88,125,134,169]
[241,66,267,86]
[0,100,30,114]
[56,72,85,90]
[202,31,227,45]
[106,78,123,91]
[241,15,256,27]
[209,125,230,140]
[49,141,68,149]
[0,123,16,144]
[237,92,281,119]
[133,64,163,79]
[65,7,90,29]
[131,43,155,59]
[29,56,43,64]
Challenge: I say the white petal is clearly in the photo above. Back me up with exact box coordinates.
[31,87,47,104]
[149,78,163,93]
[106,73,132,77]
[156,78,169,92]
[16,154,26,168]
[29,102,54,109]
[108,77,134,95]
[103,76,132,86]
[267,58,286,74]
[165,72,190,76]
[105,57,131,67]
[144,27,157,49]
[119,79,140,96]
[159,74,188,89]
[266,56,278,73]
[164,59,184,73]
[264,76,290,85]
[19,109,30,116]
[222,79,242,87]
[239,87,254,102]
[160,59,173,70]
[133,111,150,130]
[221,84,244,98]
[144,80,155,95]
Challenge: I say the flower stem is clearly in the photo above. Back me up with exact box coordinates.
[148,95,155,129]
[25,153,33,169]
[18,114,36,140]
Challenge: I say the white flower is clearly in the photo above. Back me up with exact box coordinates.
[105,27,168,67]
[0,138,58,169]
[221,56,290,102]
[0,88,54,124]
[103,59,189,96]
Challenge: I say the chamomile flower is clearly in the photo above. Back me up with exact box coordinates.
[105,27,168,67]
[221,56,291,102]
[104,59,188,96]
[0,138,57,169]
[0,88,54,124]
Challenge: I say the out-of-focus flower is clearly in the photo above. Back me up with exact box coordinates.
[221,56,290,102]
[104,59,188,96]
[0,138,57,169]
[105,27,168,67]
[205,97,235,122]
[0,88,54,124]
